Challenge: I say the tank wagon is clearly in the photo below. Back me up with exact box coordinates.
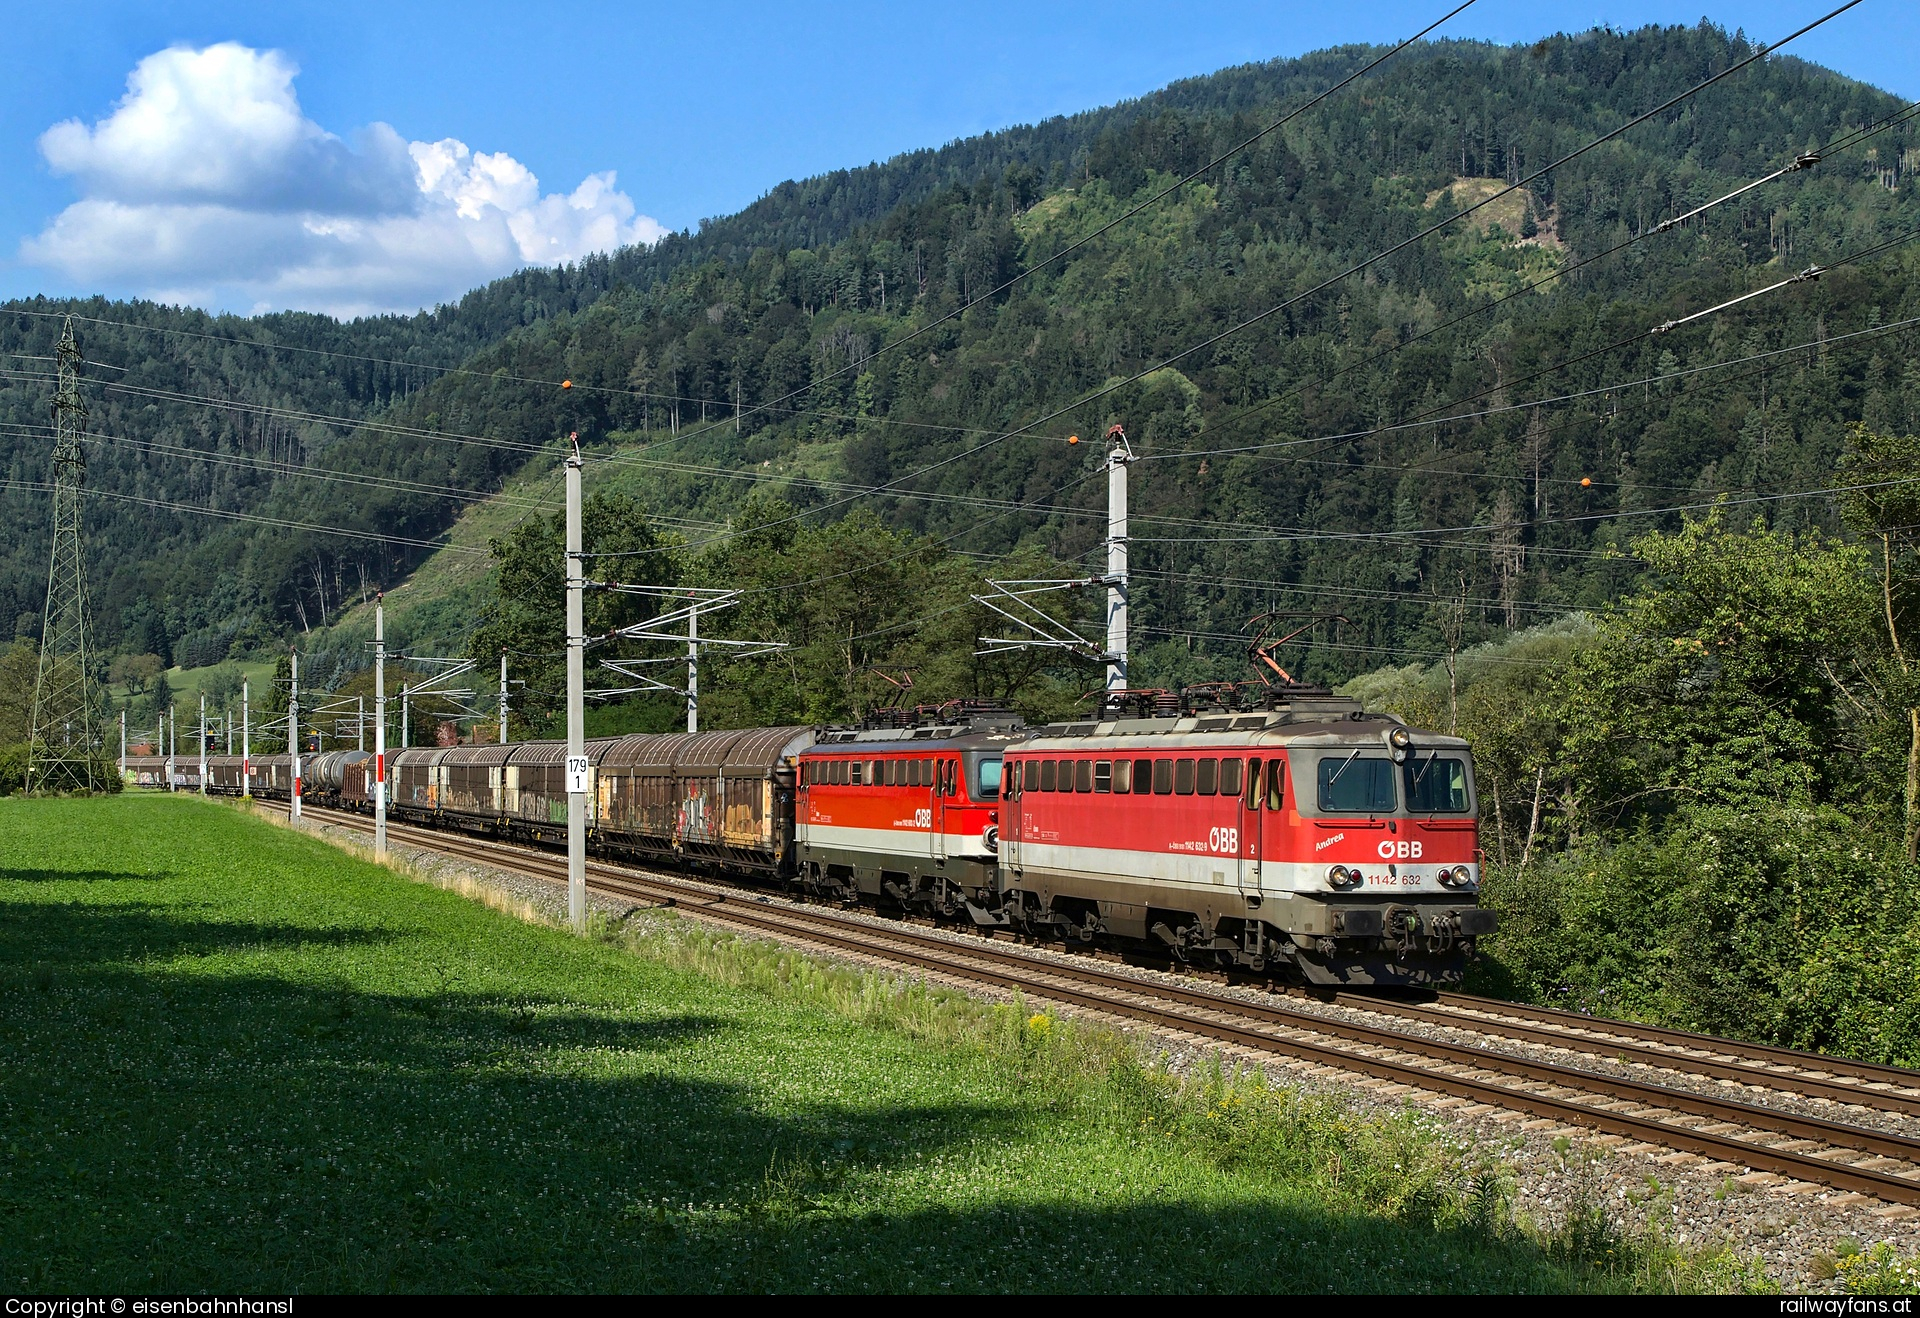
[168,688,1491,987]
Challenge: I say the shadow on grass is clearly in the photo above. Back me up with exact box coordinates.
[0,895,1598,1295]
[0,898,395,968]
[0,868,177,884]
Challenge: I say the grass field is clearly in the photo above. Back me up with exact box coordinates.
[0,796,1755,1293]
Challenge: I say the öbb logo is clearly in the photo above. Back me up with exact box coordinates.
[1377,839,1425,859]
[1208,827,1239,853]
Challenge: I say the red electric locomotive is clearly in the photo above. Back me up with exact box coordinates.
[995,687,1492,986]
[794,703,1021,917]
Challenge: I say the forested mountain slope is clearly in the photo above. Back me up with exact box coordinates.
[4,21,1916,693]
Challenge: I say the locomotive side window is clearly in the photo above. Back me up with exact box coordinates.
[1093,760,1112,793]
[1136,758,1155,793]
[1317,754,1396,813]
[1220,758,1242,797]
[1074,760,1093,793]
[870,761,884,786]
[1040,760,1057,792]
[850,761,863,786]
[1195,758,1217,795]
[1174,759,1195,795]
[1404,756,1470,812]
[1266,759,1286,810]
[1152,759,1173,794]
[1113,759,1131,793]
[1023,760,1040,792]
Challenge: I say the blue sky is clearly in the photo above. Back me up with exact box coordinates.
[1,0,1912,316]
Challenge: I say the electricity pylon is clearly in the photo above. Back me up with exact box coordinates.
[27,317,101,792]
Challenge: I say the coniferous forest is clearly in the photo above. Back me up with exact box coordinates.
[6,21,1920,1058]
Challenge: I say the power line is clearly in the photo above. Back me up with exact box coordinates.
[619,0,1867,566]
[1132,97,1920,464]
[0,479,488,556]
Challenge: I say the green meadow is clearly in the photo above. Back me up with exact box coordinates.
[0,795,1765,1293]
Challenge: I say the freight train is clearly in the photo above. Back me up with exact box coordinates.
[136,685,1494,987]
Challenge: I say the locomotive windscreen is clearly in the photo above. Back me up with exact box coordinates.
[1317,753,1396,813]
[968,755,1003,800]
[1404,755,1471,813]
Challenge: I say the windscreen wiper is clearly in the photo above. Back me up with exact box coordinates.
[1322,749,1361,808]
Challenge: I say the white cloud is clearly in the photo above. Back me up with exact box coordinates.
[21,43,668,317]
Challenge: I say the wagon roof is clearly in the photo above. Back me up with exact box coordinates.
[508,737,624,765]
[601,725,813,775]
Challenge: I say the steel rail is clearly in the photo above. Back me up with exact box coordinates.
[265,800,1920,1205]
[1433,992,1920,1092]
[1316,991,1920,1117]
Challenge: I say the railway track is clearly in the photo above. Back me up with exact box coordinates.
[263,799,1920,1206]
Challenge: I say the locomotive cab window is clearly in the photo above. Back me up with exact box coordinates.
[1266,759,1287,811]
[1404,755,1470,813]
[1316,753,1396,814]
[973,757,1003,801]
[1024,760,1040,793]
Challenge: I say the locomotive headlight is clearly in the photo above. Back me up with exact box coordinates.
[1388,726,1412,764]
[1327,865,1360,889]
[1439,865,1475,888]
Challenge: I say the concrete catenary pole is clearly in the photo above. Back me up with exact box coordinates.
[165,711,174,791]
[289,649,302,823]
[199,692,207,794]
[687,599,699,734]
[242,678,251,798]
[499,648,509,745]
[565,436,587,932]
[401,685,409,751]
[374,594,387,858]
[1105,424,1131,692]
[118,709,125,780]
[358,695,365,752]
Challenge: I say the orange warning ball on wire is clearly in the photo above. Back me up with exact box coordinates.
[1580,477,1592,487]
[561,379,573,389]
[1068,434,1080,445]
